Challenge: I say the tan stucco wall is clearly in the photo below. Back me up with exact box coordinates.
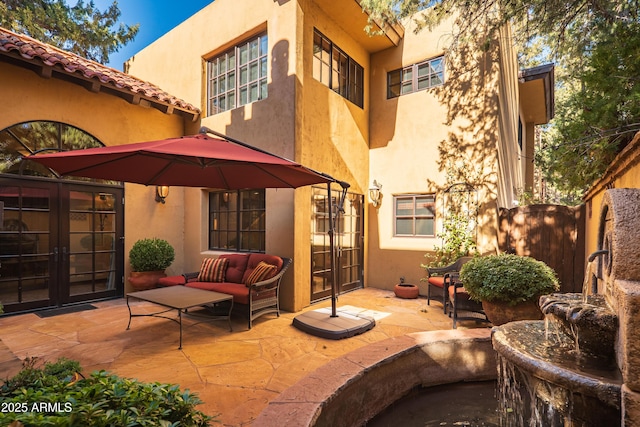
[367,17,517,290]
[368,18,453,290]
[125,0,372,311]
[123,1,530,308]
[0,61,191,293]
[584,133,640,266]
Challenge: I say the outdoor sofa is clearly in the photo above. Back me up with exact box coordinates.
[159,253,291,329]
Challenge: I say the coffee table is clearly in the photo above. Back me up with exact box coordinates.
[126,286,233,349]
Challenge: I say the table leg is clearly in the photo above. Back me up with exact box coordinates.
[178,309,183,350]
[228,299,234,332]
[126,296,133,330]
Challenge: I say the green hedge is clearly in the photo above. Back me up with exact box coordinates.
[0,357,213,426]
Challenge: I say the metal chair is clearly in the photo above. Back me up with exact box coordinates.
[445,272,490,329]
[425,256,473,313]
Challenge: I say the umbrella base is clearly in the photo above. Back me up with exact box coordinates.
[292,309,375,340]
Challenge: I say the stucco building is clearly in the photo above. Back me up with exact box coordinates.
[0,0,552,315]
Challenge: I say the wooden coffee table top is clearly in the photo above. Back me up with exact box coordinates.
[127,286,232,310]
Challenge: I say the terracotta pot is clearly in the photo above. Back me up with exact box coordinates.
[128,270,167,291]
[481,299,543,326]
[394,283,419,299]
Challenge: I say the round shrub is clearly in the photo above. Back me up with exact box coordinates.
[459,254,559,306]
[129,238,175,272]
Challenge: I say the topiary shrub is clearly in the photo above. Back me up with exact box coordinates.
[129,238,175,272]
[0,357,213,426]
[459,254,559,306]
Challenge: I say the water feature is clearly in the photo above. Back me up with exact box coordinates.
[492,188,640,426]
[367,381,499,427]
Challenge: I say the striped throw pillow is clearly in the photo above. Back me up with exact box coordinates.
[244,261,277,286]
[197,257,228,282]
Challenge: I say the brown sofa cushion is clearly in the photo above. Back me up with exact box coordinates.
[158,275,186,287]
[197,257,228,282]
[219,253,250,283]
[186,282,250,304]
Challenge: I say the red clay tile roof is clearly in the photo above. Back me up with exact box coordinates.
[0,27,200,119]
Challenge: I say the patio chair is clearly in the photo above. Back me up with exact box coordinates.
[445,272,490,329]
[425,256,473,313]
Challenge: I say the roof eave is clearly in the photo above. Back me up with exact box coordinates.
[519,63,555,124]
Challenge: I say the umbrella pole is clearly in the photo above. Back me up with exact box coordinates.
[327,181,338,318]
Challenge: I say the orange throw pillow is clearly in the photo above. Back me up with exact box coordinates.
[244,261,277,286]
[197,257,228,282]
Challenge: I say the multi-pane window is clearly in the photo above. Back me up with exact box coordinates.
[209,189,266,252]
[394,194,436,237]
[313,29,364,108]
[207,33,268,115]
[387,56,444,99]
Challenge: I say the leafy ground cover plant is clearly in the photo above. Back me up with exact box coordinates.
[0,357,213,426]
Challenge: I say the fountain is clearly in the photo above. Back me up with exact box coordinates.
[492,188,640,426]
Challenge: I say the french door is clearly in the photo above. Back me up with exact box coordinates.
[310,186,364,302]
[0,178,124,313]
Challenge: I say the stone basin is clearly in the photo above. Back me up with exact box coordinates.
[539,293,618,366]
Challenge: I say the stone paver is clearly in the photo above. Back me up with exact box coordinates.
[0,288,487,426]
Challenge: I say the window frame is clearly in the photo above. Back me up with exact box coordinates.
[387,56,445,99]
[208,189,266,252]
[393,194,436,237]
[206,33,268,116]
[313,29,364,108]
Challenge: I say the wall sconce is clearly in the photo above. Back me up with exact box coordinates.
[369,180,382,207]
[155,186,170,204]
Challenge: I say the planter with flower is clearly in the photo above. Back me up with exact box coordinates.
[459,253,559,325]
[127,238,175,290]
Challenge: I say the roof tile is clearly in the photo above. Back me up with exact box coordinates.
[0,27,200,115]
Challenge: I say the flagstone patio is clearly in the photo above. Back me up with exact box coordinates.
[0,288,489,426]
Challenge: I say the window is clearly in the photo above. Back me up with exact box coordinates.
[209,189,266,252]
[0,121,112,181]
[207,33,268,115]
[394,194,436,237]
[313,29,364,108]
[387,56,444,99]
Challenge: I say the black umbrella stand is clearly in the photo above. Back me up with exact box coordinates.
[204,127,375,339]
[291,181,375,340]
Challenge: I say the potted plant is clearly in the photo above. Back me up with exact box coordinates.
[127,238,175,290]
[459,253,559,325]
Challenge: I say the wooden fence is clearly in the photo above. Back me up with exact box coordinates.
[498,204,585,293]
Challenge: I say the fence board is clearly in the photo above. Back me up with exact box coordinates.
[498,204,585,293]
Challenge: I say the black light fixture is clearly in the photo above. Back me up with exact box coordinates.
[155,186,169,204]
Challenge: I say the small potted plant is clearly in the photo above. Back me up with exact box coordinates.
[394,277,419,299]
[127,238,175,290]
[459,253,559,325]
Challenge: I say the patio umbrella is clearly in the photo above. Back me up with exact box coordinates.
[28,129,332,189]
[28,127,359,334]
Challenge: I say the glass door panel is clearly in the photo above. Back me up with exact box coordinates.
[0,180,123,313]
[310,186,364,302]
[67,190,118,298]
[0,183,55,310]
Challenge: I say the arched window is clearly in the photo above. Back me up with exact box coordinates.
[0,121,105,180]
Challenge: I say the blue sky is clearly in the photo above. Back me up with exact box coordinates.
[92,0,213,70]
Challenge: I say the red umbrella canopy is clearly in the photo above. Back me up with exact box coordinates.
[28,133,333,189]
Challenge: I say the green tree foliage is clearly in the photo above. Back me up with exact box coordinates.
[361,1,640,197]
[0,0,138,64]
